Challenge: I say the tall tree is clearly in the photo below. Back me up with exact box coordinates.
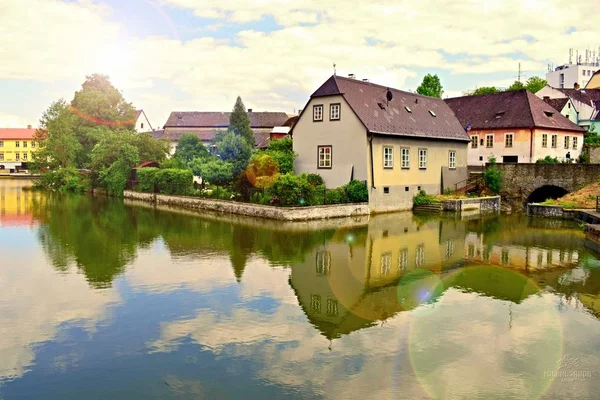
[174,134,209,163]
[216,130,253,177]
[471,86,500,96]
[229,96,255,146]
[416,74,444,98]
[506,81,525,92]
[525,76,547,93]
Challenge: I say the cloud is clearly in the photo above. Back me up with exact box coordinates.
[0,113,32,128]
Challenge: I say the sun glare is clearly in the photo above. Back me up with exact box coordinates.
[95,42,135,86]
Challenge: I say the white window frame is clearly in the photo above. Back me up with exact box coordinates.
[318,146,332,169]
[573,137,578,150]
[505,133,514,148]
[329,103,340,121]
[313,105,323,122]
[23,153,27,161]
[15,141,20,148]
[564,136,570,149]
[15,153,19,161]
[418,149,427,169]
[449,150,456,169]
[22,141,27,148]
[31,141,35,148]
[486,134,494,148]
[383,146,394,169]
[542,134,548,148]
[551,134,557,148]
[470,135,479,149]
[401,148,410,169]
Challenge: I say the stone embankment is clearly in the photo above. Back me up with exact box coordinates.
[413,196,501,214]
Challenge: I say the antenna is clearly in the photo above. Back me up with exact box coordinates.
[569,48,573,64]
[518,63,521,83]
[333,63,336,76]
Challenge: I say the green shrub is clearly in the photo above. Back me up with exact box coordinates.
[136,167,159,192]
[444,188,453,195]
[155,169,193,195]
[413,190,438,206]
[326,188,346,204]
[343,180,368,203]
[37,167,90,193]
[483,156,503,195]
[267,173,317,206]
[307,173,325,187]
[536,155,560,164]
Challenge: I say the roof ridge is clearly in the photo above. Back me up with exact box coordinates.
[335,75,441,100]
[524,90,537,127]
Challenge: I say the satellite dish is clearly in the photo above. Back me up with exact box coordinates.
[465,123,472,132]
[386,89,393,102]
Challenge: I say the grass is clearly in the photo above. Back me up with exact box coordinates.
[541,182,600,209]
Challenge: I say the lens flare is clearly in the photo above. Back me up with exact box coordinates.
[69,105,137,128]
[407,265,563,400]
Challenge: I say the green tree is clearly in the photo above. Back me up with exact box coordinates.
[174,134,209,164]
[471,86,500,96]
[483,156,503,194]
[216,130,253,177]
[246,153,280,188]
[191,158,234,187]
[98,144,140,196]
[525,76,547,93]
[416,74,444,98]
[264,137,295,174]
[229,96,255,146]
[506,81,525,92]
[32,99,81,171]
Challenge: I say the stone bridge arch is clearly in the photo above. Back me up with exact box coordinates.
[494,164,600,211]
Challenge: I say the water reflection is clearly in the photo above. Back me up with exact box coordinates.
[1,181,600,399]
[0,180,39,227]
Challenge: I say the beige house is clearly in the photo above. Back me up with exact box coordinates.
[292,75,470,212]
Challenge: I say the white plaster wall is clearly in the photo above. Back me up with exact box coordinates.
[467,130,531,165]
[546,65,600,89]
[135,111,152,133]
[531,129,583,162]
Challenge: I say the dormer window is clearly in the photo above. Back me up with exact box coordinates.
[405,106,412,113]
[495,111,505,119]
[330,103,340,121]
[544,111,554,117]
[313,105,323,122]
[428,110,436,117]
[377,102,386,110]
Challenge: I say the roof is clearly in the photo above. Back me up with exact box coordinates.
[0,128,36,140]
[445,90,585,133]
[135,110,143,119]
[542,98,570,112]
[283,115,299,128]
[149,129,164,139]
[271,126,291,134]
[555,88,600,105]
[160,128,273,148]
[164,111,289,129]
[309,75,469,142]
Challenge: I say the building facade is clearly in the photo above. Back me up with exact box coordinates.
[292,75,469,212]
[446,90,585,165]
[134,110,153,133]
[0,127,39,172]
[546,61,600,89]
[536,86,600,132]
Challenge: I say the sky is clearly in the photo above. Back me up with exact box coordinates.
[1,0,599,129]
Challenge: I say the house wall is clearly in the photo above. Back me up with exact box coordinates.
[0,139,38,170]
[531,128,583,161]
[293,95,369,188]
[135,111,152,133]
[536,86,597,129]
[586,73,600,89]
[546,65,599,89]
[368,136,468,212]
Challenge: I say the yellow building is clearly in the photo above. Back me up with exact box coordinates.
[0,126,39,173]
[586,70,600,89]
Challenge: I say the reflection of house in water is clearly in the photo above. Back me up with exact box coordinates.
[0,181,38,227]
[290,214,468,339]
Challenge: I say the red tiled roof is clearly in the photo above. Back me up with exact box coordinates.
[162,128,273,148]
[445,90,585,133]
[0,128,36,140]
[164,111,289,129]
[310,75,469,142]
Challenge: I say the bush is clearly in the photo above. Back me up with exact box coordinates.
[413,190,438,206]
[246,153,280,188]
[190,158,234,187]
[267,173,316,206]
[325,188,346,204]
[307,173,325,187]
[155,169,193,195]
[536,155,560,164]
[36,167,89,193]
[265,137,295,174]
[136,167,159,192]
[483,156,503,195]
[344,180,368,203]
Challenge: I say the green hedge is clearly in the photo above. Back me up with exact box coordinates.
[137,167,159,192]
[155,169,194,195]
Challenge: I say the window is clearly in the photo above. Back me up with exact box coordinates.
[573,137,578,149]
[329,103,340,121]
[486,135,494,148]
[418,149,427,169]
[502,249,509,265]
[141,122,144,129]
[22,141,27,148]
[544,111,554,117]
[405,106,412,113]
[564,136,570,149]
[383,187,390,194]
[381,253,392,276]
[542,134,548,148]
[495,111,505,119]
[316,251,331,275]
[313,105,323,121]
[401,148,410,168]
[326,299,339,316]
[23,153,27,161]
[0,153,3,161]
[399,248,408,271]
[383,146,394,169]
[310,295,321,313]
[471,135,478,148]
[15,141,20,148]
[31,141,35,148]
[15,153,19,161]
[449,151,456,169]
[318,146,332,169]
[505,133,513,148]
[415,244,425,267]
[428,110,436,117]
[551,134,557,148]
[0,141,3,147]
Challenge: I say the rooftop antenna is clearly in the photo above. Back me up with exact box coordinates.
[333,63,337,76]
[569,48,573,64]
[518,63,522,83]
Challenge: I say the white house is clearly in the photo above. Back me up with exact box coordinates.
[134,110,153,133]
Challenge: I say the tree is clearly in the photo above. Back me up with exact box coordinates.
[416,74,444,98]
[246,153,280,189]
[506,81,525,92]
[216,130,253,176]
[174,134,209,163]
[32,100,81,171]
[525,76,547,93]
[264,137,295,174]
[229,96,255,146]
[471,86,500,96]
[98,144,140,196]
[191,158,234,187]
[483,156,503,194]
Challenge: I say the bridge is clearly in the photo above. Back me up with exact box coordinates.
[494,164,600,211]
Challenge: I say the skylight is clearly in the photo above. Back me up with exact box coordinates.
[428,110,436,117]
[544,111,554,117]
[377,102,386,110]
[495,111,505,119]
[405,106,412,113]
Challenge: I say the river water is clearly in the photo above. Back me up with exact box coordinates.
[0,180,599,399]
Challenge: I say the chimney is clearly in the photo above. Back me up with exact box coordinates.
[574,82,580,90]
[247,108,253,113]
[27,125,32,129]
[543,96,550,100]
[348,73,355,79]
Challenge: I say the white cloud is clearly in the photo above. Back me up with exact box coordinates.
[0,113,32,128]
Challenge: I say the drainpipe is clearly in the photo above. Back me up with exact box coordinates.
[369,132,376,189]
[529,127,534,163]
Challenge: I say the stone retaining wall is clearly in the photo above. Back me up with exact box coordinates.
[123,191,369,221]
[526,204,588,220]
[442,196,501,213]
